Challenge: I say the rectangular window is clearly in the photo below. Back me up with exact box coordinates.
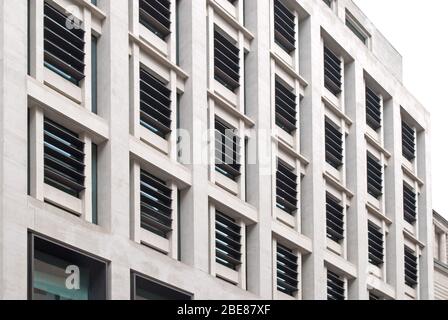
[367,153,383,199]
[29,233,107,300]
[325,119,343,169]
[44,2,85,86]
[92,143,98,225]
[44,118,85,198]
[345,11,369,45]
[324,46,342,96]
[276,159,298,215]
[215,212,242,270]
[275,78,297,134]
[131,272,192,300]
[366,87,382,130]
[402,121,416,161]
[215,119,241,180]
[139,0,171,40]
[91,36,98,114]
[140,67,172,138]
[403,183,417,224]
[326,194,344,242]
[368,221,384,266]
[214,27,240,92]
[404,246,418,288]
[274,0,296,53]
[323,0,332,8]
[140,170,173,238]
[327,271,345,300]
[276,244,299,296]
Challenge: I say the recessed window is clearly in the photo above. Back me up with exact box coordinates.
[325,119,343,169]
[214,27,240,92]
[322,0,333,8]
[403,183,417,224]
[368,221,384,266]
[131,272,192,300]
[29,234,107,300]
[404,246,418,288]
[366,87,382,131]
[275,78,297,134]
[345,11,369,45]
[44,118,85,198]
[215,119,241,180]
[44,2,85,85]
[274,0,296,53]
[327,271,345,300]
[276,244,299,296]
[140,170,173,238]
[367,153,383,199]
[326,194,344,243]
[324,46,342,96]
[276,159,298,215]
[140,67,172,138]
[139,0,171,40]
[215,212,242,270]
[402,121,416,161]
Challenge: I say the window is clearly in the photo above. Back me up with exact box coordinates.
[91,36,98,114]
[326,194,344,242]
[368,221,384,266]
[44,2,85,85]
[140,67,172,138]
[366,87,382,130]
[139,0,171,40]
[276,160,298,215]
[274,0,296,53]
[29,233,107,300]
[345,11,369,45]
[325,119,343,169]
[276,244,299,296]
[215,212,242,270]
[369,292,382,300]
[215,119,241,180]
[275,78,297,134]
[92,143,98,224]
[131,272,192,300]
[140,170,173,238]
[402,121,416,161]
[404,246,418,288]
[403,183,417,224]
[324,46,342,96]
[214,27,240,92]
[322,0,332,8]
[367,153,383,199]
[327,271,345,300]
[44,118,85,198]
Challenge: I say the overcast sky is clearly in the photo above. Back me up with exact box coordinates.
[353,0,448,218]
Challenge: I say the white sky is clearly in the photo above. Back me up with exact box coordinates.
[354,0,448,218]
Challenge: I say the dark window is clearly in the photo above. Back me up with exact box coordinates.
[44,118,85,198]
[215,119,241,180]
[324,46,342,95]
[44,2,85,85]
[29,233,107,300]
[140,67,172,138]
[325,119,343,169]
[214,28,240,92]
[404,246,418,288]
[326,194,344,242]
[275,79,297,133]
[369,292,381,300]
[327,271,345,300]
[92,143,98,225]
[276,160,298,215]
[403,183,417,224]
[276,244,299,296]
[402,121,416,161]
[323,0,332,7]
[274,0,296,53]
[91,36,98,114]
[215,212,242,270]
[139,0,171,40]
[366,87,382,130]
[131,272,192,300]
[368,221,384,266]
[140,170,173,238]
[367,153,383,199]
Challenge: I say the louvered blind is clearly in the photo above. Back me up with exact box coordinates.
[215,212,242,270]
[215,119,241,180]
[367,153,383,199]
[276,160,298,215]
[274,0,296,53]
[139,0,171,39]
[403,183,417,224]
[327,271,345,300]
[324,47,342,95]
[277,244,299,296]
[326,194,344,242]
[404,246,418,288]
[402,121,416,161]
[325,119,343,169]
[366,87,382,130]
[368,222,384,266]
[275,79,297,133]
[214,29,240,92]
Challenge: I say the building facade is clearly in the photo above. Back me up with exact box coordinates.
[0,0,433,300]
[433,211,448,300]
